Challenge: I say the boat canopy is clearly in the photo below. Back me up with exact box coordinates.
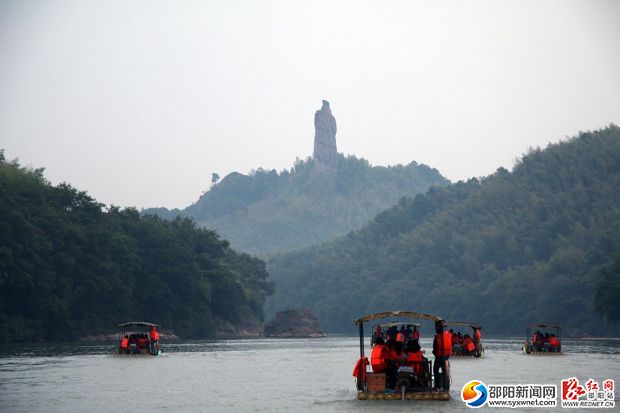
[526,322,561,329]
[377,322,421,328]
[356,311,442,325]
[444,321,482,329]
[117,321,159,328]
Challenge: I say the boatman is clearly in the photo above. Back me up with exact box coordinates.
[150,326,160,355]
[432,320,452,391]
[120,335,129,354]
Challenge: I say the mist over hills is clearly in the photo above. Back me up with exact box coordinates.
[266,125,620,335]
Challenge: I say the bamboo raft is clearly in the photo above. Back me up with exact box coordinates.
[358,391,450,400]
[451,352,483,358]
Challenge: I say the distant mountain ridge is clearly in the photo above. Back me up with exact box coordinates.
[266,125,620,335]
[145,155,449,255]
[144,100,449,254]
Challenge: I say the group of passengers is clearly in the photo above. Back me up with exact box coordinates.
[371,324,420,346]
[449,328,481,355]
[531,330,560,352]
[370,336,428,390]
[119,326,160,355]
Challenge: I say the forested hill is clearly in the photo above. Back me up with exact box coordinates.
[267,126,620,335]
[0,152,273,342]
[144,155,449,255]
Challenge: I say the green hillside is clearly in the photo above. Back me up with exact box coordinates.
[0,152,273,342]
[145,155,449,255]
[266,126,620,335]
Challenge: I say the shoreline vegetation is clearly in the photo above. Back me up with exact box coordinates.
[0,150,274,343]
[267,126,620,336]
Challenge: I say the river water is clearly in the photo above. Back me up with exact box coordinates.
[0,337,618,412]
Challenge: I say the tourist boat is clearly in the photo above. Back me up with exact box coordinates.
[354,311,450,401]
[444,321,484,358]
[116,321,161,356]
[522,323,562,355]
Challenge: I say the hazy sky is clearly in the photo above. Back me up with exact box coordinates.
[1,0,619,209]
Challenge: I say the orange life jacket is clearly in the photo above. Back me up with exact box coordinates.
[406,351,423,375]
[150,330,159,341]
[435,331,452,357]
[549,336,559,347]
[352,357,369,380]
[371,344,387,372]
[463,338,475,352]
[120,338,128,348]
[396,332,405,342]
[474,329,481,341]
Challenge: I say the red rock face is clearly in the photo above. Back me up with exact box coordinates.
[312,100,338,172]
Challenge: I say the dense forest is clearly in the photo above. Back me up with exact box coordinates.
[0,151,273,342]
[267,126,620,335]
[145,155,448,255]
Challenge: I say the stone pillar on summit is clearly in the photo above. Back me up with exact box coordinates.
[312,100,338,172]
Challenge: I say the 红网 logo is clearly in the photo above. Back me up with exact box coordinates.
[462,380,488,408]
[561,377,615,409]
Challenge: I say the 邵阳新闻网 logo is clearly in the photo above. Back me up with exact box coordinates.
[462,380,488,408]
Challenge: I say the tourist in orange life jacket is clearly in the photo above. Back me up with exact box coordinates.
[548,334,560,351]
[385,339,403,389]
[120,335,129,354]
[137,333,147,351]
[370,336,388,373]
[150,326,160,354]
[405,339,424,376]
[352,356,369,385]
[462,335,476,354]
[473,327,482,344]
[412,326,420,340]
[432,321,452,391]
[396,331,405,343]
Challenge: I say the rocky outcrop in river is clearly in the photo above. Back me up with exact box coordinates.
[264,308,326,338]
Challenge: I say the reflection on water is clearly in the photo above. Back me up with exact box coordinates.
[0,337,618,412]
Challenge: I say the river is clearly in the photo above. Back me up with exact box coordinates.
[1,337,618,412]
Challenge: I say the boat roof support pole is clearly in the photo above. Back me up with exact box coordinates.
[359,322,364,358]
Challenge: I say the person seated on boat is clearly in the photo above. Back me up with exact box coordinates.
[370,336,388,372]
[150,326,160,354]
[532,331,541,351]
[128,334,139,354]
[405,325,413,340]
[136,333,147,351]
[405,339,424,377]
[412,325,420,340]
[119,335,129,354]
[449,329,461,354]
[461,335,476,355]
[396,327,406,343]
[385,339,404,389]
[548,334,560,352]
[371,325,382,345]
[542,333,552,352]
[387,325,398,341]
